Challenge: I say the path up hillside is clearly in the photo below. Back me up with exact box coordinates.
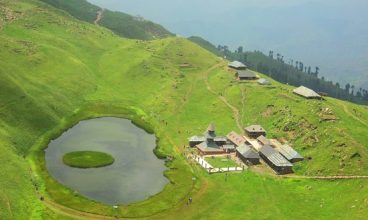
[39,0,173,40]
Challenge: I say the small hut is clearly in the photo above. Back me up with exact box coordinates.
[259,145,293,174]
[226,131,246,146]
[258,78,271,85]
[188,136,206,147]
[276,144,304,163]
[236,144,260,165]
[293,86,322,99]
[245,125,266,139]
[188,123,227,155]
[223,144,236,153]
[228,61,247,70]
[236,70,257,80]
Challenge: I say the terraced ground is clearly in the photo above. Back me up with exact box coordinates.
[0,0,368,219]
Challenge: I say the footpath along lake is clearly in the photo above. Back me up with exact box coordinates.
[45,117,168,205]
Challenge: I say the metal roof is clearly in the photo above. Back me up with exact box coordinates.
[214,136,227,142]
[245,125,265,133]
[228,61,247,69]
[293,86,321,98]
[244,136,263,151]
[197,141,223,152]
[237,144,260,159]
[257,135,271,145]
[258,78,271,85]
[189,136,206,142]
[260,145,293,167]
[226,131,246,146]
[237,70,257,78]
[270,139,283,148]
[223,144,236,150]
[190,135,225,144]
[277,144,303,161]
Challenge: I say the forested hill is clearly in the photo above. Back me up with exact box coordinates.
[40,0,173,40]
[189,36,368,105]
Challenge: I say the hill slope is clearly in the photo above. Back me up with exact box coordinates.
[188,36,223,57]
[188,36,368,105]
[40,0,173,40]
[0,0,368,219]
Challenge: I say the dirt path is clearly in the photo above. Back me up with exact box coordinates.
[239,86,246,128]
[43,198,117,220]
[219,96,244,133]
[203,66,368,179]
[250,165,368,180]
[203,62,244,133]
[0,192,13,219]
[94,9,104,25]
[283,175,368,180]
[339,102,368,127]
[203,62,224,89]
[176,71,199,113]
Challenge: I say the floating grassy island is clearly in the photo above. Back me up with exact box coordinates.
[63,151,115,168]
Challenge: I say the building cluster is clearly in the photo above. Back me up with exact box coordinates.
[187,60,321,174]
[228,60,270,85]
[228,60,322,99]
[189,123,303,175]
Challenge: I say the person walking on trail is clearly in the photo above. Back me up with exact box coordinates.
[189,197,193,204]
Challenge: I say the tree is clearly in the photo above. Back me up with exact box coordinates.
[314,66,319,77]
[351,85,355,95]
[356,90,362,98]
[269,50,274,59]
[211,48,367,104]
[237,46,243,53]
[345,83,350,93]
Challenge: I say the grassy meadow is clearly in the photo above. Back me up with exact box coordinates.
[0,0,368,219]
[62,151,115,168]
[205,156,238,168]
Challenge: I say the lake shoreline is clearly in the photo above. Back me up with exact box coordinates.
[45,116,168,205]
[26,103,195,217]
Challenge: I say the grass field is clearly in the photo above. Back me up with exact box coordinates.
[62,151,114,168]
[205,156,238,168]
[0,0,368,219]
[39,0,173,40]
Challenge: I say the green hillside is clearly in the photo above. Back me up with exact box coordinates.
[188,36,223,57]
[0,0,368,219]
[40,0,173,40]
[188,36,368,105]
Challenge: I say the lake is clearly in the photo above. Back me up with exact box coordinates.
[45,117,168,205]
